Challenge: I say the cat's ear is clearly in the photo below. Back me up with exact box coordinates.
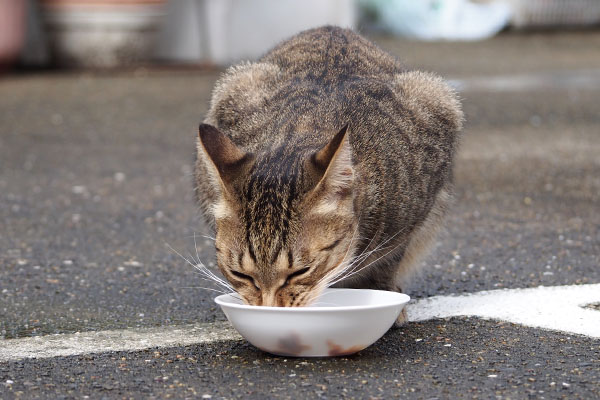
[197,123,253,193]
[307,124,354,198]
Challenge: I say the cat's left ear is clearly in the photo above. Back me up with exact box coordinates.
[307,124,354,198]
[197,123,253,194]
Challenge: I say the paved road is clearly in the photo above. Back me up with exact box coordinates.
[1,31,599,398]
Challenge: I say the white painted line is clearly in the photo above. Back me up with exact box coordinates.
[0,322,240,363]
[1,283,598,362]
[407,283,600,338]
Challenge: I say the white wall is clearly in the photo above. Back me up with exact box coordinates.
[157,0,356,65]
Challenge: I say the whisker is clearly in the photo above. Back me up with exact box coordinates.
[166,241,238,295]
[198,234,216,241]
[330,232,408,287]
[327,246,391,287]
[319,241,384,287]
[181,236,235,291]
[188,265,235,293]
[326,243,394,287]
[311,215,367,289]
[179,286,228,293]
[193,267,235,292]
[321,223,382,286]
[193,276,234,290]
[181,233,215,241]
[194,263,233,289]
[303,286,330,306]
[193,232,201,261]
[166,242,200,270]
[324,224,409,287]
[180,286,243,300]
[191,234,230,285]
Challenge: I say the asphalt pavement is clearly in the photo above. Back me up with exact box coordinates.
[1,31,599,398]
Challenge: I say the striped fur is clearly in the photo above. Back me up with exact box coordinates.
[195,26,463,306]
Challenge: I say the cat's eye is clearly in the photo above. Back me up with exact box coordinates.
[320,238,343,252]
[231,270,259,290]
[284,267,311,286]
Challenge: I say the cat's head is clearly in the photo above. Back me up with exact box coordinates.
[196,123,358,306]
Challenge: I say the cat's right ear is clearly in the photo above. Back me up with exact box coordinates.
[197,124,253,194]
[306,124,354,198]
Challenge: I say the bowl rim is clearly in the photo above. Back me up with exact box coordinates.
[214,288,410,312]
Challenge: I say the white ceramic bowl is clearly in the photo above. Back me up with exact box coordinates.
[215,288,410,357]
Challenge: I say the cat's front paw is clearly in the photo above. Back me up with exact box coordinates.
[394,308,409,327]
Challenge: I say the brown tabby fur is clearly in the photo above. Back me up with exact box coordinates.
[195,26,463,308]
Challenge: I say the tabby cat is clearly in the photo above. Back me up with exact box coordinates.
[195,26,463,308]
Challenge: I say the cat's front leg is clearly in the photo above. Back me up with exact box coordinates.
[346,271,409,327]
[395,308,409,327]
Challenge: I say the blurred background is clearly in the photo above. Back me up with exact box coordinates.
[1,0,599,340]
[1,2,600,398]
[1,0,600,69]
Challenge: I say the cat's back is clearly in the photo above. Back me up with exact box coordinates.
[262,26,402,81]
[205,26,408,149]
[206,26,461,160]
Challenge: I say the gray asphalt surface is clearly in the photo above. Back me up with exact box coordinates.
[2,319,598,399]
[1,31,599,398]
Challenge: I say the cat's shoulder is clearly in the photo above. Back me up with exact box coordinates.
[205,61,282,128]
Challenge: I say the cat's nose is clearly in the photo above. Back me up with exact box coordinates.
[261,290,279,307]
